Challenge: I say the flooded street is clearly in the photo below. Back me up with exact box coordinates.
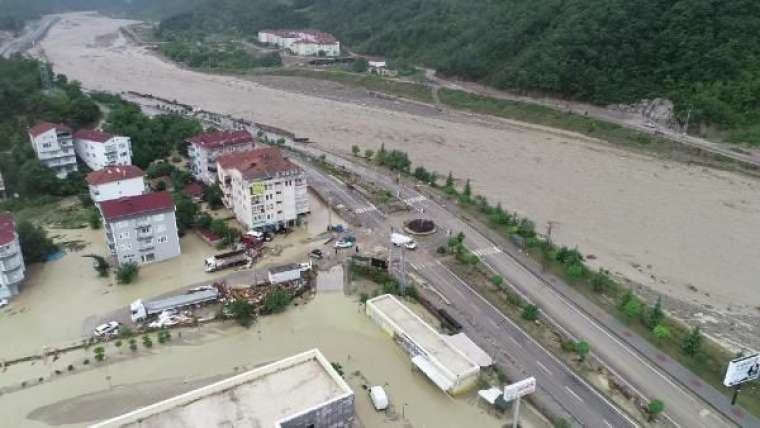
[0,192,341,358]
[1,283,515,427]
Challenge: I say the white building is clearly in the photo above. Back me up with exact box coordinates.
[0,213,25,300]
[86,165,147,203]
[28,122,78,178]
[366,294,481,395]
[187,130,255,185]
[100,191,181,266]
[73,129,132,171]
[91,349,355,428]
[217,147,308,231]
[258,29,340,57]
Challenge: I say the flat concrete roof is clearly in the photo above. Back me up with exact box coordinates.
[90,349,353,428]
[367,294,478,378]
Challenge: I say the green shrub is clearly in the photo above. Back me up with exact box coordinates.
[116,262,139,284]
[521,304,540,321]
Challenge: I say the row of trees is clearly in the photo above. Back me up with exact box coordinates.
[159,37,282,71]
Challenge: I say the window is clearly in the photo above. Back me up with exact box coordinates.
[118,231,130,239]
[158,236,168,244]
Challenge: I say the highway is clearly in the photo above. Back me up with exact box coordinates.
[300,158,638,427]
[0,15,59,58]
[293,145,752,428]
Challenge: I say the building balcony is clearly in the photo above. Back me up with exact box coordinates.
[0,247,18,259]
[135,220,151,229]
[138,243,155,252]
[136,230,153,240]
[0,257,23,271]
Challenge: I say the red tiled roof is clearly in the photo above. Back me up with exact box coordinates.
[74,129,114,143]
[100,191,175,222]
[29,122,72,138]
[188,130,253,149]
[217,147,301,180]
[183,182,204,198]
[86,165,146,186]
[0,212,16,246]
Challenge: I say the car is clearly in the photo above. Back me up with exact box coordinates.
[188,285,214,294]
[299,262,312,272]
[246,230,264,239]
[335,239,354,249]
[309,249,323,259]
[369,386,389,410]
[0,298,8,308]
[93,321,120,337]
[404,241,417,250]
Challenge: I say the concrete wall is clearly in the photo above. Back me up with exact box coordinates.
[90,176,146,203]
[279,394,355,428]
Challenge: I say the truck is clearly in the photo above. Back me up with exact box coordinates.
[129,288,219,323]
[205,248,251,272]
[268,263,304,285]
[391,232,417,250]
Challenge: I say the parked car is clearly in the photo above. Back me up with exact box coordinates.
[0,298,8,308]
[93,321,120,337]
[309,249,323,259]
[335,239,354,249]
[369,386,389,410]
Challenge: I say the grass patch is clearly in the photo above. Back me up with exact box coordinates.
[0,196,90,229]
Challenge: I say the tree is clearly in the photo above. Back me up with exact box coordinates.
[114,339,123,352]
[460,178,472,203]
[622,299,642,320]
[224,299,257,327]
[116,262,139,284]
[82,254,110,277]
[263,287,291,313]
[574,341,590,361]
[445,171,454,189]
[653,324,670,342]
[413,166,431,182]
[17,221,58,263]
[590,269,611,293]
[489,275,504,287]
[203,184,224,209]
[352,57,369,73]
[521,304,540,321]
[646,297,665,328]
[128,338,138,352]
[364,149,374,160]
[195,211,212,229]
[351,145,360,156]
[376,143,386,164]
[142,334,153,348]
[173,193,198,234]
[93,346,105,362]
[88,208,101,229]
[682,326,703,357]
[647,399,665,421]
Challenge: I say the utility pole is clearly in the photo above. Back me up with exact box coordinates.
[683,106,693,136]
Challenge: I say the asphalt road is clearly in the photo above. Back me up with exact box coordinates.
[299,158,638,427]
[294,145,752,428]
[0,15,59,58]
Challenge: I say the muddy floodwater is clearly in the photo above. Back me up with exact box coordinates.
[0,192,342,358]
[0,275,523,427]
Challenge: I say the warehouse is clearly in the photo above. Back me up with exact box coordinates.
[366,294,480,395]
[90,349,355,428]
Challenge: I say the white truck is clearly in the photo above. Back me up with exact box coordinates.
[130,289,219,323]
[391,232,417,250]
[205,248,251,272]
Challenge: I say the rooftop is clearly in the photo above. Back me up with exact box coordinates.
[269,263,302,274]
[90,349,353,428]
[86,165,146,186]
[73,129,115,143]
[100,191,175,222]
[188,130,253,149]
[0,212,16,246]
[217,147,301,180]
[28,121,71,138]
[182,182,204,198]
[367,294,479,378]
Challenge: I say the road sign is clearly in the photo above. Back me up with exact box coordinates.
[724,354,760,387]
[503,377,536,402]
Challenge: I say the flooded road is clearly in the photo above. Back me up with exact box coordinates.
[1,290,517,427]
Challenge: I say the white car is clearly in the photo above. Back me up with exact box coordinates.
[335,239,354,249]
[0,298,8,308]
[93,321,120,337]
[404,241,417,250]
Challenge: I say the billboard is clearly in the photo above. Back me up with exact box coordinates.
[724,354,760,387]
[249,182,265,196]
[503,377,536,402]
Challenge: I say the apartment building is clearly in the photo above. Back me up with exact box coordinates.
[73,129,132,171]
[217,147,308,231]
[187,130,255,185]
[86,165,146,203]
[100,192,181,266]
[0,213,25,300]
[258,29,340,57]
[28,122,78,178]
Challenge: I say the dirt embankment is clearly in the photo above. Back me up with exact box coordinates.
[34,13,760,348]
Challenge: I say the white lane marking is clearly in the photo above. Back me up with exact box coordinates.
[603,419,613,428]
[435,261,637,427]
[471,246,503,257]
[536,361,552,375]
[403,195,427,204]
[354,206,378,214]
[565,386,584,403]
[409,263,419,271]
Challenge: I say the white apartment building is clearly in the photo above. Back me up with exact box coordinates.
[100,192,181,266]
[187,130,255,185]
[0,213,26,300]
[74,129,132,171]
[86,165,146,203]
[258,29,340,57]
[217,148,309,231]
[28,122,78,178]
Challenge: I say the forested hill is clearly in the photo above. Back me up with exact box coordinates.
[155,0,760,144]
